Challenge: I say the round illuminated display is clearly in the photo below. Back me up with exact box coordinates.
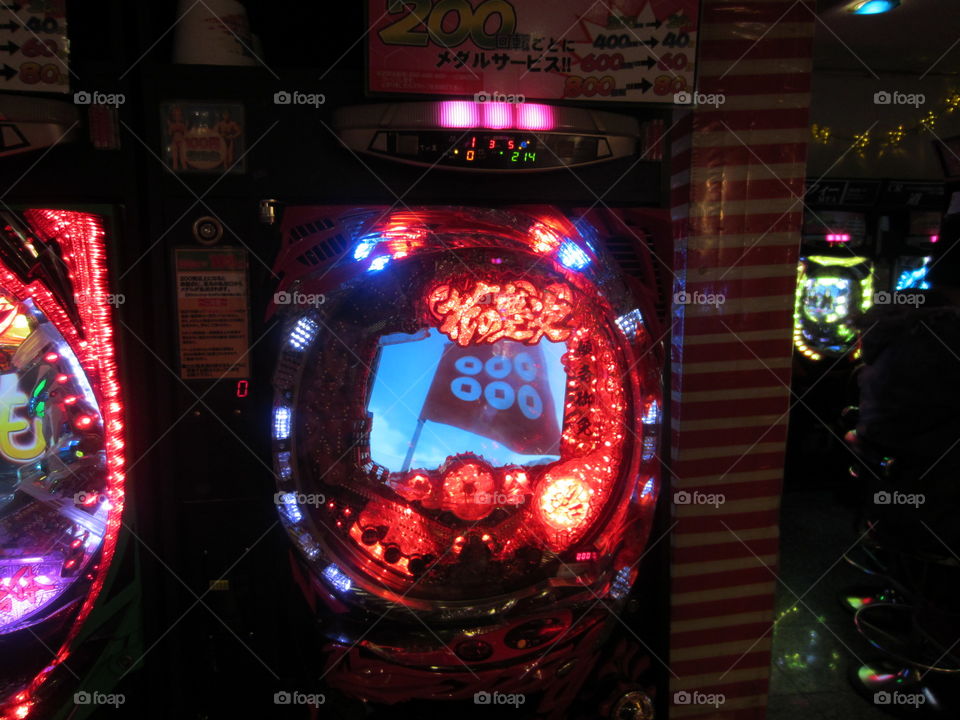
[270,207,662,616]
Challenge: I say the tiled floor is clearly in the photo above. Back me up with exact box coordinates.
[767,488,891,720]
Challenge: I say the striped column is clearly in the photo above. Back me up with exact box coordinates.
[668,1,815,717]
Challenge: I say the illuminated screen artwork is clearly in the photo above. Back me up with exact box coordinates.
[367,329,567,471]
[0,210,125,719]
[794,255,874,361]
[894,256,932,291]
[270,207,662,629]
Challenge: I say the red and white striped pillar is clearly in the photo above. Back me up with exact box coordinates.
[668,0,815,717]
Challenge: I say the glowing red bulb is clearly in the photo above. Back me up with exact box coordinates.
[75,415,93,429]
[538,475,592,532]
[43,352,58,363]
[55,374,69,383]
[64,395,78,404]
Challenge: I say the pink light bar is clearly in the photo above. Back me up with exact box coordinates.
[931,234,939,243]
[826,233,851,243]
[516,103,555,131]
[438,101,479,128]
[483,102,512,130]
[437,101,556,131]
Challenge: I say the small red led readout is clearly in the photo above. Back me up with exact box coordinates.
[427,278,576,346]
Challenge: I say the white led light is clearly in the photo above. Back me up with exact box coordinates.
[273,406,291,440]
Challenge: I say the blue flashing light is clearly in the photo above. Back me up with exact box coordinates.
[851,0,899,14]
[896,258,931,291]
[642,435,658,463]
[277,492,303,523]
[273,406,292,440]
[643,399,660,426]
[354,236,378,260]
[610,566,632,600]
[641,477,655,498]
[369,255,390,272]
[558,240,591,270]
[322,563,353,593]
[288,317,319,351]
[615,308,644,341]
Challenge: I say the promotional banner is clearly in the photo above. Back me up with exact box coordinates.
[367,0,698,102]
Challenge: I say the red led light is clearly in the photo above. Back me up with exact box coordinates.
[236,379,249,398]
[63,395,78,405]
[427,278,576,346]
[55,374,69,384]
[0,209,128,715]
[441,461,496,522]
[74,415,93,429]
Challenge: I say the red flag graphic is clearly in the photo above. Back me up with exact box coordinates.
[420,339,562,455]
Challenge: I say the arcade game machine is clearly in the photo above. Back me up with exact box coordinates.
[787,201,876,486]
[793,209,874,365]
[265,100,670,719]
[0,3,141,717]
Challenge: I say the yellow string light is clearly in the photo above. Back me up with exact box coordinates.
[808,90,960,155]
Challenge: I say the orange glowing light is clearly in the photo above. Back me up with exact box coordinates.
[427,278,575,346]
[538,475,592,532]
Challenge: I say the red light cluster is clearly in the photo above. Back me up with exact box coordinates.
[427,278,576,346]
[0,210,126,719]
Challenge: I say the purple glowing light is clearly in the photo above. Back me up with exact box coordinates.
[931,234,939,243]
[483,102,512,130]
[516,103,555,131]
[826,233,851,243]
[438,101,479,128]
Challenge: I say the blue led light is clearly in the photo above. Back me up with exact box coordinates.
[642,435,658,463]
[276,451,292,480]
[354,237,378,260]
[641,477,655,498]
[615,309,644,340]
[896,258,931,291]
[643,399,660,425]
[322,563,352,593]
[273,406,291,440]
[851,0,899,14]
[277,492,303,523]
[288,317,319,351]
[368,255,390,272]
[610,566,632,600]
[558,240,591,270]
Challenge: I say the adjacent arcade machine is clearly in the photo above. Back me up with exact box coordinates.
[794,209,875,364]
[266,101,666,719]
[0,210,126,719]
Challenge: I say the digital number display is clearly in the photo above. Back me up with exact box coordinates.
[368,131,611,170]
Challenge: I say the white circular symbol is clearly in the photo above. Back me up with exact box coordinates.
[455,355,482,375]
[484,380,515,410]
[451,376,482,401]
[485,355,512,379]
[517,384,544,419]
[514,352,537,382]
